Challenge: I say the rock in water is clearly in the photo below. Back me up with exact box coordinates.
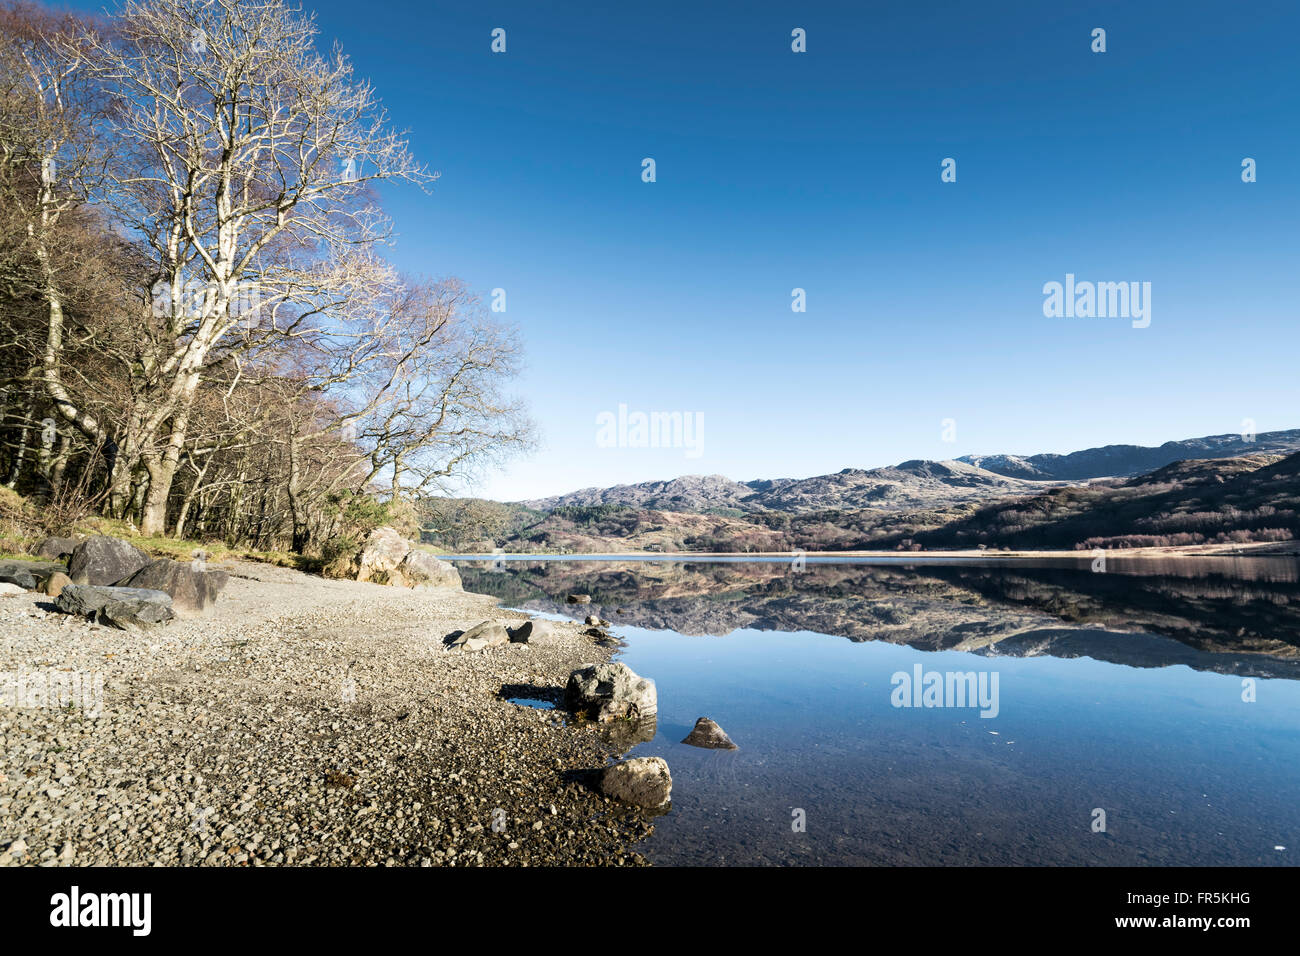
[599,757,672,809]
[118,558,228,614]
[55,584,174,631]
[67,536,150,586]
[600,716,658,754]
[566,594,591,604]
[565,662,657,721]
[398,549,462,590]
[681,717,739,750]
[446,620,511,652]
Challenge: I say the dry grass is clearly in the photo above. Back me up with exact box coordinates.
[0,489,318,571]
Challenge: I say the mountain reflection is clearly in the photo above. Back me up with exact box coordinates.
[458,557,1300,680]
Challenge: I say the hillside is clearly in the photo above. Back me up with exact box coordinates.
[421,428,1300,554]
[446,452,1300,554]
[901,452,1300,551]
[522,460,1058,516]
[521,475,757,514]
[957,428,1300,480]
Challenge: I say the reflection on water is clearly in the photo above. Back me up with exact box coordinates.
[459,556,1300,866]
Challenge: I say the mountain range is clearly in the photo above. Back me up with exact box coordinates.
[520,428,1300,515]
[955,428,1300,481]
[421,427,1300,553]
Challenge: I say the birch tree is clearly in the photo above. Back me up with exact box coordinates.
[82,0,431,533]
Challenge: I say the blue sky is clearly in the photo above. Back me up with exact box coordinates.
[71,0,1300,499]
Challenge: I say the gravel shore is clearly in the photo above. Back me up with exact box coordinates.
[0,561,652,866]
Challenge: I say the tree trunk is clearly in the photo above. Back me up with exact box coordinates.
[4,399,34,489]
[139,379,199,536]
[174,454,212,540]
[287,435,310,553]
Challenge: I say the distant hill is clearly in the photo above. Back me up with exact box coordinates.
[521,428,1300,517]
[520,474,757,514]
[522,460,1057,515]
[902,452,1300,552]
[956,428,1300,481]
[425,427,1300,553]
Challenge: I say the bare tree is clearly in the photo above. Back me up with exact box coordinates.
[79,0,431,533]
[0,3,118,489]
[0,0,532,554]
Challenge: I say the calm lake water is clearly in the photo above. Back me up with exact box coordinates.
[456,555,1300,866]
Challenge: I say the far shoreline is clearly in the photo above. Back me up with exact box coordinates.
[443,541,1300,561]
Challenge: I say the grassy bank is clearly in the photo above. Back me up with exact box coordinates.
[0,486,318,572]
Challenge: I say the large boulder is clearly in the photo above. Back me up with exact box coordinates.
[98,599,174,632]
[446,620,510,652]
[117,558,228,615]
[398,549,462,590]
[348,527,462,590]
[67,536,150,587]
[36,536,80,561]
[565,662,658,722]
[508,619,555,644]
[55,584,174,632]
[353,527,413,585]
[599,757,672,809]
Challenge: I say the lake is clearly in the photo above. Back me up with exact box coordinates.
[455,555,1300,866]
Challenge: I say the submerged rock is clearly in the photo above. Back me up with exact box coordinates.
[447,620,510,651]
[599,715,658,754]
[67,536,150,587]
[599,756,672,809]
[565,662,657,722]
[681,717,739,750]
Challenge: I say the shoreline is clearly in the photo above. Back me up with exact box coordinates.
[444,541,1300,560]
[0,560,650,866]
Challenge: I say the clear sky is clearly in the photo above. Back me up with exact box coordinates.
[68,0,1300,500]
